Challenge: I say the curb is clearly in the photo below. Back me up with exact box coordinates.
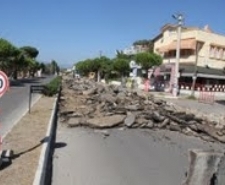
[32,92,60,185]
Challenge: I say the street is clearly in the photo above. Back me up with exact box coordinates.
[0,76,54,137]
[52,126,223,185]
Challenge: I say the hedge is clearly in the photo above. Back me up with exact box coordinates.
[42,76,62,96]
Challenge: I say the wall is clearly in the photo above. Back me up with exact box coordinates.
[163,56,196,64]
[154,29,198,53]
[197,30,225,69]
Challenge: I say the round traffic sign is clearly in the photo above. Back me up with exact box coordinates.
[0,71,9,98]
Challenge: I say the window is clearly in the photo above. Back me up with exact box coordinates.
[170,50,176,57]
[180,49,192,57]
[219,49,223,59]
[169,30,176,36]
[216,48,220,59]
[209,46,225,59]
[210,47,215,58]
[223,49,225,60]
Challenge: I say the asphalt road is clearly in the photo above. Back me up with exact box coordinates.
[0,76,54,137]
[52,126,223,185]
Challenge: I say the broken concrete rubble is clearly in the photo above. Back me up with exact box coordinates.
[124,113,136,127]
[59,76,225,143]
[86,115,125,128]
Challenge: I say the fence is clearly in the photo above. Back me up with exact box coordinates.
[143,79,225,96]
[198,90,215,104]
[179,82,225,92]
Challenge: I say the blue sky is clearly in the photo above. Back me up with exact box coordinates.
[0,0,224,68]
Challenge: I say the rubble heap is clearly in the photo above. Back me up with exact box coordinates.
[59,77,225,143]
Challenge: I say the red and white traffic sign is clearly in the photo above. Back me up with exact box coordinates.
[0,71,9,98]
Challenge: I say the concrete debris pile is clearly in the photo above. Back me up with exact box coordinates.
[59,77,225,143]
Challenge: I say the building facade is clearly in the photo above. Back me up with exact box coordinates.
[152,24,225,92]
[154,24,225,69]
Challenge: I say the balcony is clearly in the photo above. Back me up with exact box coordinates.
[162,49,195,64]
[157,38,197,53]
[163,57,195,65]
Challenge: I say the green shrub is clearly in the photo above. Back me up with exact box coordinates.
[42,76,62,96]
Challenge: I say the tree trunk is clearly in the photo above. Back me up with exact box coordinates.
[13,70,18,80]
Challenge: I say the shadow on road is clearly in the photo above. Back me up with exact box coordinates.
[0,138,67,171]
[0,136,48,171]
[54,142,67,149]
[215,100,225,106]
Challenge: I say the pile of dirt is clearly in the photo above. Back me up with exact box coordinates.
[59,76,225,143]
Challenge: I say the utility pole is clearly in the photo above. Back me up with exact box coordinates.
[99,50,102,58]
[172,13,184,97]
[191,42,200,96]
[97,50,102,82]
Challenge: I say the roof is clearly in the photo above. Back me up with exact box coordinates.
[152,33,163,42]
[152,24,200,43]
[160,24,199,32]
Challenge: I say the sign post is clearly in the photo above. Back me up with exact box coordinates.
[29,85,45,113]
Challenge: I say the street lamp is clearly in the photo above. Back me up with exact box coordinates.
[172,13,184,97]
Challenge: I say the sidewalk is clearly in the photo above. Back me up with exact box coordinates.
[150,91,187,99]
[0,96,55,185]
[151,91,225,122]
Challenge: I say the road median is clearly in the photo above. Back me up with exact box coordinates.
[0,95,57,185]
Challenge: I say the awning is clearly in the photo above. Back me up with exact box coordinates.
[157,38,197,52]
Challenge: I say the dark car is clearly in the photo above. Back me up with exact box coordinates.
[154,81,165,92]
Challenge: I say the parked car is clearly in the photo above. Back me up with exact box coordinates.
[154,81,165,92]
[148,80,168,92]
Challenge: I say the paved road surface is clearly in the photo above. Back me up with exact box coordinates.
[52,126,223,185]
[152,92,225,117]
[0,76,54,137]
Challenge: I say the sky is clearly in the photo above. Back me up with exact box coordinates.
[0,0,224,68]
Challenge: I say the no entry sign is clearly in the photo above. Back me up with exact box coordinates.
[0,71,9,98]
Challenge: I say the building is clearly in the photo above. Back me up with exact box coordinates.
[152,24,225,92]
[123,44,149,55]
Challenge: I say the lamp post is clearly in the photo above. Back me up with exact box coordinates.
[72,65,76,78]
[191,42,200,97]
[172,13,184,97]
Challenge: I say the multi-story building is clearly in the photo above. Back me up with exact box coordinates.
[152,24,225,92]
[123,44,149,55]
